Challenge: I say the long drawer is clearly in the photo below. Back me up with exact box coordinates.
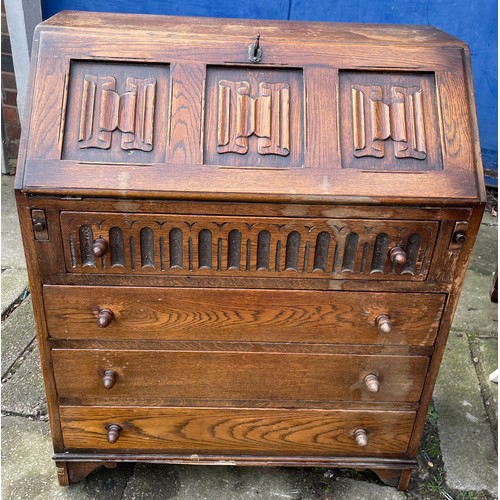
[44,286,445,346]
[52,349,428,405]
[60,212,439,281]
[60,406,416,456]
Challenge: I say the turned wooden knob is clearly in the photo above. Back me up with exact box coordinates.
[389,246,407,265]
[364,373,380,393]
[376,314,392,334]
[97,309,114,328]
[453,232,467,244]
[92,238,108,258]
[353,428,368,448]
[106,424,122,444]
[102,370,117,389]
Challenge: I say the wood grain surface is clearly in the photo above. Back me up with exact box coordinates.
[44,286,445,345]
[52,349,429,405]
[60,406,416,455]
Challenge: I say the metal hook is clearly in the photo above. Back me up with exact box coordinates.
[248,32,263,63]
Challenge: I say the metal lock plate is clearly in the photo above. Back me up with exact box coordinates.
[449,221,468,250]
[32,209,49,241]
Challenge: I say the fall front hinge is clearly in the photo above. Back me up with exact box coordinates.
[31,209,49,241]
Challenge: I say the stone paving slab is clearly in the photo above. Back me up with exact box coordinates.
[330,477,406,499]
[478,337,499,423]
[121,464,406,500]
[433,331,498,496]
[1,267,28,315]
[1,416,132,500]
[1,342,47,417]
[468,212,498,276]
[122,464,304,500]
[1,296,36,378]
[452,268,498,336]
[1,174,26,270]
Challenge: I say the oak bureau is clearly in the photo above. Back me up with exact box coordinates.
[16,11,485,490]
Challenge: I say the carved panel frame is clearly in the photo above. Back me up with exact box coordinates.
[62,61,170,164]
[339,71,442,172]
[204,66,304,168]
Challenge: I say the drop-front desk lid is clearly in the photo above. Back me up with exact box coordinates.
[17,11,485,205]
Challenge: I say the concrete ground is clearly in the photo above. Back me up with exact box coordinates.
[1,173,497,499]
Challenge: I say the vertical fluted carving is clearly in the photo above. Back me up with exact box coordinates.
[109,227,125,268]
[227,230,242,270]
[140,227,155,268]
[342,232,359,272]
[159,236,166,271]
[285,231,301,271]
[69,234,77,268]
[313,232,330,272]
[169,228,183,269]
[257,230,271,271]
[79,226,95,267]
[129,235,136,270]
[371,233,390,273]
[198,229,213,270]
[402,233,421,275]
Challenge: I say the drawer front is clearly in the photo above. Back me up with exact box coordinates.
[44,286,445,346]
[60,406,416,456]
[60,212,438,281]
[52,349,429,405]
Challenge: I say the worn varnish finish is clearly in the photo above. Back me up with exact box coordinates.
[59,406,416,456]
[16,11,485,491]
[52,349,429,405]
[44,286,445,345]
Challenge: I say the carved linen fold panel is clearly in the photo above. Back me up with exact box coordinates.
[78,75,156,152]
[217,80,290,157]
[351,84,426,160]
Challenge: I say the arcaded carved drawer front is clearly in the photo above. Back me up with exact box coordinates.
[44,286,445,346]
[60,212,439,280]
[52,349,428,406]
[60,406,415,456]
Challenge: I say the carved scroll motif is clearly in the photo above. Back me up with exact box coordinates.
[78,75,156,151]
[217,80,290,156]
[351,84,426,160]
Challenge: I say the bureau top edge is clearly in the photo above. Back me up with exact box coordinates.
[39,11,464,47]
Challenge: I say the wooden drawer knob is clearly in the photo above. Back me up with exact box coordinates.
[353,428,368,448]
[375,314,392,334]
[364,373,380,393]
[102,370,117,389]
[92,238,109,258]
[389,246,407,265]
[106,424,122,444]
[97,309,114,328]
